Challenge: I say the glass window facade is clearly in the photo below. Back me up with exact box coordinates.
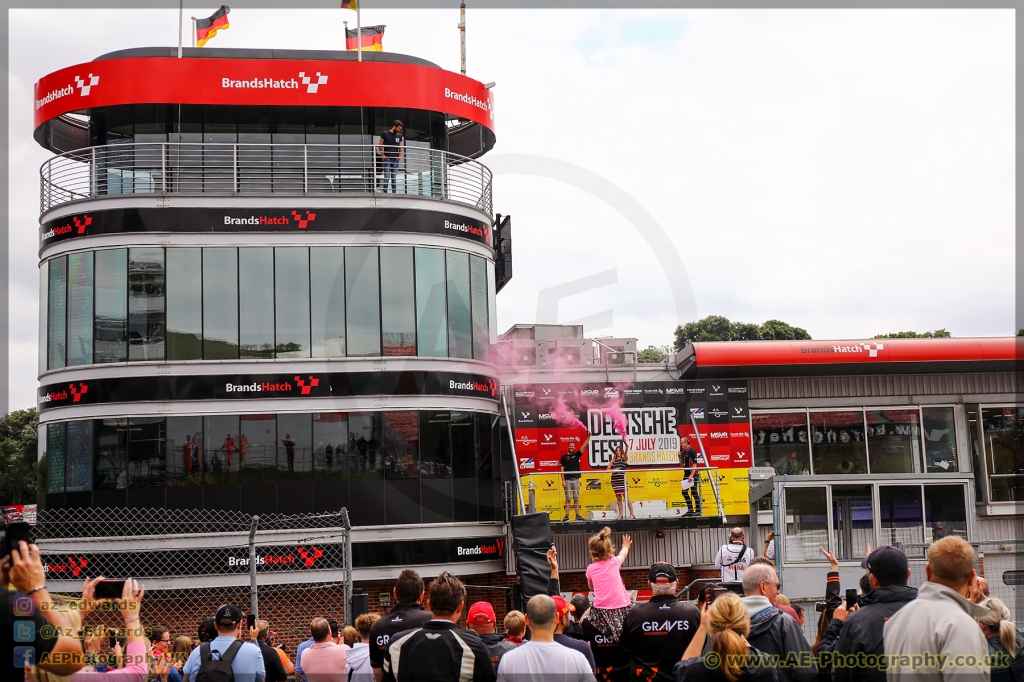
[981,407,1024,502]
[239,248,275,358]
[923,407,958,473]
[41,245,493,366]
[66,252,93,367]
[94,250,127,364]
[40,409,500,522]
[128,248,165,361]
[866,410,922,474]
[810,411,867,475]
[38,262,48,375]
[784,487,828,562]
[752,413,810,475]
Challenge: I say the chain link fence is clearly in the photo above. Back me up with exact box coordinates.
[35,507,352,658]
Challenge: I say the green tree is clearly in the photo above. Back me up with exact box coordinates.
[0,409,39,505]
[873,329,952,339]
[1018,329,1024,337]
[637,344,671,363]
[758,319,811,341]
[673,315,812,351]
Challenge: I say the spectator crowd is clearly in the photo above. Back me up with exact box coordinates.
[3,525,1022,681]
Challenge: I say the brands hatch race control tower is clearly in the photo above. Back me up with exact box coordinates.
[33,47,511,578]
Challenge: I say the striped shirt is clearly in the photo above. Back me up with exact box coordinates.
[382,620,496,682]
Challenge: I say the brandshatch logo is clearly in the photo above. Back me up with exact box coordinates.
[75,74,99,96]
[299,71,329,93]
[42,214,92,241]
[44,556,88,575]
[292,210,317,229]
[296,546,323,567]
[70,383,89,403]
[294,376,320,395]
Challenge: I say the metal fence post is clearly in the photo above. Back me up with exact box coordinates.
[303,144,308,195]
[90,147,97,198]
[161,143,167,194]
[248,515,260,619]
[233,144,239,195]
[341,508,352,624]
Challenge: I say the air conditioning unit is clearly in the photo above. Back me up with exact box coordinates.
[600,338,636,365]
[553,339,594,366]
[512,339,548,367]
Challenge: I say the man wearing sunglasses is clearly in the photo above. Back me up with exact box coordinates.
[741,563,817,682]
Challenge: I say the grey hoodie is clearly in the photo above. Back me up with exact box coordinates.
[883,581,991,681]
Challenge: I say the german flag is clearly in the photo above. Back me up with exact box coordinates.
[346,25,385,52]
[340,0,357,9]
[196,6,230,48]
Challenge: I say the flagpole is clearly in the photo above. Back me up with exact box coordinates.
[459,2,466,75]
[177,0,184,58]
[357,4,362,61]
[191,16,197,48]
[343,20,348,52]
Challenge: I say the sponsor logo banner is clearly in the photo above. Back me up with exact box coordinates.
[41,208,490,248]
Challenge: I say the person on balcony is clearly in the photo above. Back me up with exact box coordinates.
[678,437,703,516]
[378,120,404,194]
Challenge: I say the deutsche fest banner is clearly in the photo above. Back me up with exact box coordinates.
[513,381,752,519]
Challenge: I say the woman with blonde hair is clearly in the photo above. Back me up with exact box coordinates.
[978,597,1024,682]
[607,442,634,519]
[675,592,775,682]
[585,526,633,643]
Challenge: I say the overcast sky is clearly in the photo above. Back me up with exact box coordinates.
[8,8,1014,409]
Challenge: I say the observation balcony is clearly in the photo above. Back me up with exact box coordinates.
[39,142,493,217]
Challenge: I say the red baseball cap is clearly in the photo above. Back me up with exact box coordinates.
[467,601,496,624]
[551,596,575,620]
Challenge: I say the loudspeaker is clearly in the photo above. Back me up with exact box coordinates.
[511,512,553,602]
[351,592,369,624]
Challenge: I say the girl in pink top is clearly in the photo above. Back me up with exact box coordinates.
[584,527,632,642]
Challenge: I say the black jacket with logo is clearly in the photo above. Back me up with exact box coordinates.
[746,601,816,682]
[582,616,631,682]
[831,584,918,682]
[368,603,433,670]
[382,620,495,682]
[620,595,701,682]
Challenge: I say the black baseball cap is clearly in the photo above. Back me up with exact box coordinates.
[649,562,677,584]
[198,618,218,642]
[215,604,244,628]
[861,546,909,583]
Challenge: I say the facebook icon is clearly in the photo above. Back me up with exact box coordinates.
[14,646,35,668]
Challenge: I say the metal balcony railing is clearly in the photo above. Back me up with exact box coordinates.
[39,142,493,216]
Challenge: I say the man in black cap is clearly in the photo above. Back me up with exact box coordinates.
[377,120,404,193]
[182,604,266,682]
[831,546,917,682]
[619,563,700,682]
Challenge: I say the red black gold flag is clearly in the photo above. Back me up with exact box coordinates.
[197,6,231,48]
[346,25,385,52]
[340,0,357,9]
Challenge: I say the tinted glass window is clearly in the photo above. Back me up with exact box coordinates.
[348,412,383,480]
[476,413,495,480]
[880,485,924,547]
[239,247,275,359]
[383,411,419,480]
[925,485,967,543]
[446,251,472,359]
[831,485,872,561]
[165,248,203,360]
[95,418,127,490]
[204,415,240,485]
[923,407,958,473]
[486,260,497,344]
[166,416,202,487]
[345,247,380,356]
[240,414,277,484]
[809,411,867,474]
[451,411,476,478]
[420,411,452,479]
[415,248,447,357]
[128,417,165,488]
[310,247,346,357]
[45,422,66,493]
[380,247,416,357]
[66,252,94,367]
[470,255,488,361]
[203,248,239,359]
[981,407,1024,503]
[94,250,128,363]
[275,247,310,357]
[127,248,165,361]
[38,263,48,375]
[278,413,312,482]
[314,413,348,481]
[752,412,810,475]
[65,420,94,493]
[47,256,67,370]
[867,410,922,474]
[783,487,828,562]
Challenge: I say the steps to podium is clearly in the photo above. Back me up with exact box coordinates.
[586,499,698,521]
